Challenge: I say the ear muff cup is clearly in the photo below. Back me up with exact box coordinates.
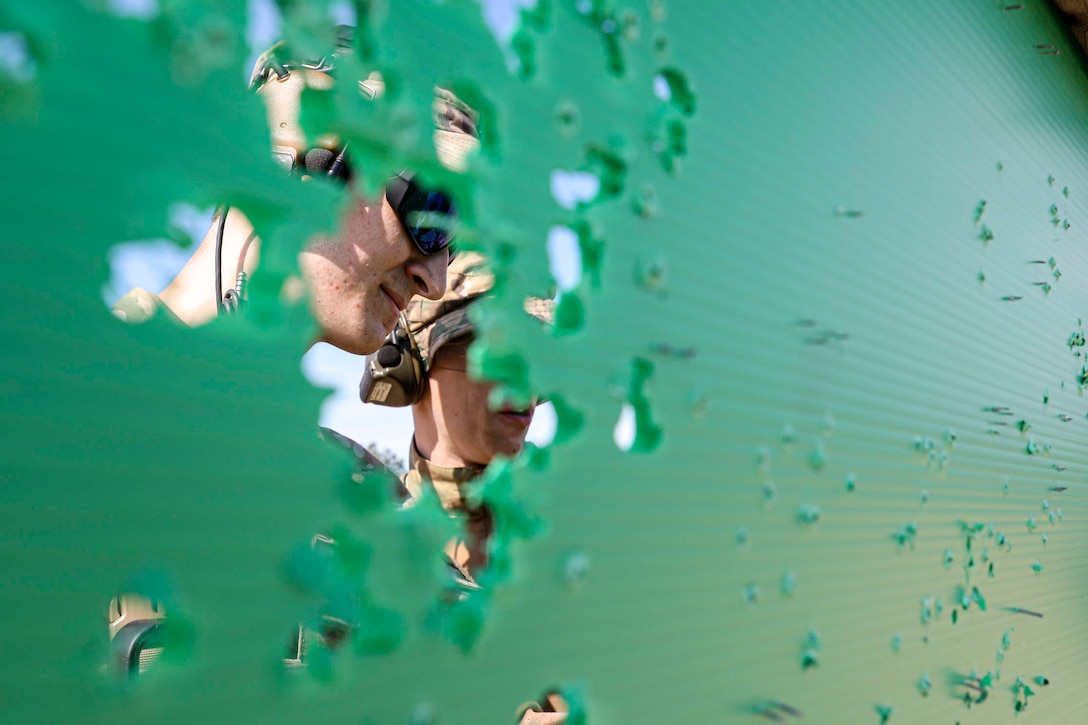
[359,321,425,407]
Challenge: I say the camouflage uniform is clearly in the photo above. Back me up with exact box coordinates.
[400,441,490,586]
[396,256,563,723]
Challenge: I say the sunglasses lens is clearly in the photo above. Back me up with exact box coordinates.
[402,187,456,254]
[387,174,457,256]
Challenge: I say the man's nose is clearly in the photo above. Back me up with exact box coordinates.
[406,251,449,300]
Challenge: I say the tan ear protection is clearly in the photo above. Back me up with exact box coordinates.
[359,316,426,407]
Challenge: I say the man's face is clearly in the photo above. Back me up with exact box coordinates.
[261,69,449,355]
[424,337,536,466]
[298,189,448,355]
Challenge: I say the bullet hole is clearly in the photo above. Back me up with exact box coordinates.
[582,143,627,200]
[554,100,580,136]
[918,673,932,696]
[974,200,987,225]
[920,489,929,504]
[652,31,669,62]
[553,291,585,336]
[532,395,580,447]
[1014,676,1037,711]
[978,225,993,243]
[649,341,697,360]
[800,629,821,670]
[800,649,819,670]
[781,424,796,446]
[631,183,659,219]
[920,598,934,624]
[912,435,935,452]
[562,550,590,590]
[1031,560,1044,573]
[687,391,708,418]
[743,583,759,604]
[781,571,796,596]
[1026,514,1036,531]
[736,527,749,549]
[611,357,662,453]
[808,440,827,472]
[819,413,836,438]
[892,633,902,652]
[653,67,696,116]
[564,220,604,290]
[649,114,687,174]
[547,226,583,293]
[845,473,856,492]
[892,522,918,550]
[620,9,640,42]
[833,205,863,218]
[762,481,778,506]
[754,701,804,721]
[756,446,772,474]
[875,703,894,723]
[551,170,601,210]
[796,504,821,526]
[634,253,668,296]
[943,549,955,568]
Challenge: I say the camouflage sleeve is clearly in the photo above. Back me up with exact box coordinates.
[318,427,410,502]
[110,288,183,325]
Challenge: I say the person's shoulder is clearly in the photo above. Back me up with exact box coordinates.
[110,288,182,325]
[318,427,413,503]
[319,427,385,470]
